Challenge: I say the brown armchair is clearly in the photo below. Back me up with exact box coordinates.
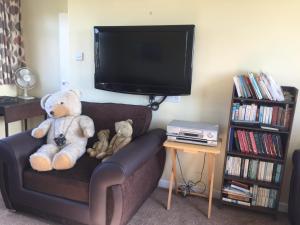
[0,102,166,225]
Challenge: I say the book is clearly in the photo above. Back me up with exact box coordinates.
[227,193,250,202]
[239,75,248,98]
[233,130,241,152]
[233,76,243,97]
[249,132,258,155]
[271,106,279,125]
[245,132,253,154]
[243,159,249,178]
[231,180,250,189]
[248,73,263,99]
[222,197,251,207]
[274,164,282,183]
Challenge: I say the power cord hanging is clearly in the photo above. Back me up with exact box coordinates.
[147,95,167,111]
[176,152,207,197]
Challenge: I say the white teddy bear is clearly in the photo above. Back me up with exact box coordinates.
[29,89,95,172]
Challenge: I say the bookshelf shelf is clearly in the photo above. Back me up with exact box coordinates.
[231,125,289,134]
[233,97,295,105]
[227,151,284,163]
[221,201,277,214]
[231,121,289,132]
[224,175,280,189]
[221,85,298,215]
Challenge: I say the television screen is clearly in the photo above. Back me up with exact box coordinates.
[94,25,194,96]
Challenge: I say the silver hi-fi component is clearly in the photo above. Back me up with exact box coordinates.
[167,120,219,146]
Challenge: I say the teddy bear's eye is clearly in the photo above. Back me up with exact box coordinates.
[60,102,64,105]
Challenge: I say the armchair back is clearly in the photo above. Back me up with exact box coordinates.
[82,102,152,146]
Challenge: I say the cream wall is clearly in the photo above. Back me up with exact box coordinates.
[21,0,67,96]
[21,0,68,128]
[21,0,300,206]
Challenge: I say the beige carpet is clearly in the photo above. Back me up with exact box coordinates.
[0,188,290,225]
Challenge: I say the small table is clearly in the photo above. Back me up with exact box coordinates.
[163,140,222,219]
[0,97,45,137]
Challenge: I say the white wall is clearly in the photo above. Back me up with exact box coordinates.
[21,0,300,205]
[59,13,70,89]
[21,0,68,96]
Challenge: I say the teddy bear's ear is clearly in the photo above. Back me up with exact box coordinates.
[69,89,81,97]
[127,119,133,125]
[40,94,51,109]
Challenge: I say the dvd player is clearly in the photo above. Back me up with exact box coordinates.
[167,120,219,146]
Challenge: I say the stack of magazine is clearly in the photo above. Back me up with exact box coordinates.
[222,181,278,208]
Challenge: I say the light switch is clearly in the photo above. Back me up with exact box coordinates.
[75,52,84,61]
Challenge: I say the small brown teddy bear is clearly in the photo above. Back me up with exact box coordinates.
[97,119,133,161]
[87,129,110,158]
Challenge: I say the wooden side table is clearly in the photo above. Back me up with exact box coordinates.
[0,97,45,137]
[163,140,222,219]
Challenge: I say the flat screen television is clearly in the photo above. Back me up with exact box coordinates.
[94,25,194,96]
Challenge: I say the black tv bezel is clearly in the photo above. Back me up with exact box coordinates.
[94,25,195,96]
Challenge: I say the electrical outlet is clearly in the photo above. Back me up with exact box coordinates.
[166,96,181,103]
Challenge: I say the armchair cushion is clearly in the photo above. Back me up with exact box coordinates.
[23,154,99,203]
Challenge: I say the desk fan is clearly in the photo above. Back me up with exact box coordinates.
[14,67,37,100]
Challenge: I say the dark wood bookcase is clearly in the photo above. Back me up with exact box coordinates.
[221,85,298,214]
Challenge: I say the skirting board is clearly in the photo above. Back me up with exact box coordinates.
[158,179,288,213]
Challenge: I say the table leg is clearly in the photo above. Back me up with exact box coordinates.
[207,153,212,195]
[4,122,8,137]
[207,154,216,219]
[172,149,178,194]
[167,148,176,210]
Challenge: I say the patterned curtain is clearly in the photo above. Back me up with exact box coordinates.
[0,0,25,85]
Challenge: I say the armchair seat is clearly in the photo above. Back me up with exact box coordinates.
[23,154,99,203]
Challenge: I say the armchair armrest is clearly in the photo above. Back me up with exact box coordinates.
[0,130,44,183]
[90,128,166,225]
[289,149,300,224]
[0,130,44,209]
[293,150,300,165]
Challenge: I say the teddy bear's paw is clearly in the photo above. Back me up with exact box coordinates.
[89,151,97,157]
[87,148,93,154]
[32,128,45,139]
[83,128,94,138]
[95,152,106,159]
[52,152,75,170]
[87,148,97,157]
[30,154,52,171]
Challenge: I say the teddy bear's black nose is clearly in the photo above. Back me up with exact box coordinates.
[50,111,54,115]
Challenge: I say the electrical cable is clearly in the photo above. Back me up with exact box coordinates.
[147,95,167,111]
[176,152,207,197]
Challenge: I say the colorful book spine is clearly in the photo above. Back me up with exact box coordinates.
[233,73,285,101]
[232,130,283,158]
